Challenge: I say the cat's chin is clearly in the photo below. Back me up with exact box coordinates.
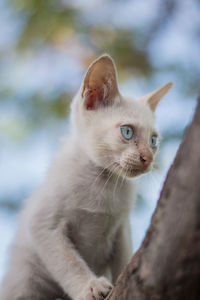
[114,163,151,178]
[125,168,149,178]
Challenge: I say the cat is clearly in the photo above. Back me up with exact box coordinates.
[0,54,172,300]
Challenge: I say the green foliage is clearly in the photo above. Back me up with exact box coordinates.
[13,0,77,47]
[1,0,200,139]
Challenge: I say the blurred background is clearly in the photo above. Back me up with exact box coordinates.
[0,0,199,282]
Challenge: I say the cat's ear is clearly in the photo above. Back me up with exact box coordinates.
[145,82,173,111]
[81,54,119,110]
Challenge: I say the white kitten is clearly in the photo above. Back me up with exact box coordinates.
[0,54,172,300]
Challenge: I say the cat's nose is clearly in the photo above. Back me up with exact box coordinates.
[140,153,153,166]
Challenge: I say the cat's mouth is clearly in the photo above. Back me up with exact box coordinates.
[114,162,151,178]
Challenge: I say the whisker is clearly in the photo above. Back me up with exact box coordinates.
[99,163,120,197]
[112,165,123,201]
[118,165,127,194]
[91,161,116,189]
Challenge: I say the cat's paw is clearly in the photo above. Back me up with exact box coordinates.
[77,277,113,300]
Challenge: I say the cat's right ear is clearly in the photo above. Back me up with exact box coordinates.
[81,54,120,110]
[145,82,173,111]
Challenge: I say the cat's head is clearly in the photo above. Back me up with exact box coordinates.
[71,54,173,178]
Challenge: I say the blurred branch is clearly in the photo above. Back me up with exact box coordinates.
[144,0,177,45]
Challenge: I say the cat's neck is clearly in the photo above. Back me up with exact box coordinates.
[48,138,134,214]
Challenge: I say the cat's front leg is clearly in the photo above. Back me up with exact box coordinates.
[76,277,113,300]
[30,214,112,300]
[110,220,133,283]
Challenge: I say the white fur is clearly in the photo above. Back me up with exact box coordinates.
[0,54,171,300]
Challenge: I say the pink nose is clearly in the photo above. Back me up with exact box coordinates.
[140,153,153,166]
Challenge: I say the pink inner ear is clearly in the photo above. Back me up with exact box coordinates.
[85,87,104,110]
[82,55,119,110]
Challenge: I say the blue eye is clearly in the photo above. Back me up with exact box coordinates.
[120,126,134,140]
[150,135,158,148]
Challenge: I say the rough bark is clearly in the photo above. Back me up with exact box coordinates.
[107,97,200,300]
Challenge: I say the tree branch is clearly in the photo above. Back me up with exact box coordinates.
[107,97,200,300]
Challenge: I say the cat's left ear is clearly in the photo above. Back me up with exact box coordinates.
[146,82,173,111]
[81,54,119,110]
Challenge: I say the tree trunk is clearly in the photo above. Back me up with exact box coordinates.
[107,97,200,300]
